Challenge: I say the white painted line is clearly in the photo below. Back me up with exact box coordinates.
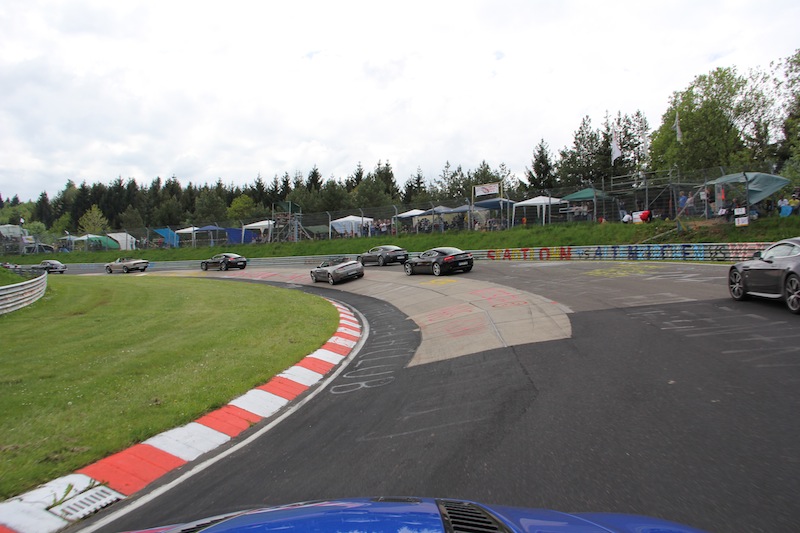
[337,325,361,336]
[340,318,360,329]
[229,389,289,418]
[326,336,357,349]
[307,348,345,365]
[279,365,323,386]
[144,423,230,462]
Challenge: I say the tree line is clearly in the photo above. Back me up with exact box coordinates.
[2,50,798,240]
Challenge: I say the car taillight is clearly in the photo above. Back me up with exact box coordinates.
[443,255,455,262]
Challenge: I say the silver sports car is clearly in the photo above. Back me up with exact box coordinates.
[310,257,364,285]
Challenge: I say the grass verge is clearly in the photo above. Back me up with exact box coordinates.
[0,275,339,500]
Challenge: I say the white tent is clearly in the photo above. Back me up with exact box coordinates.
[513,195,566,225]
[243,219,275,230]
[330,214,373,236]
[243,219,275,242]
[396,208,426,218]
[107,232,137,250]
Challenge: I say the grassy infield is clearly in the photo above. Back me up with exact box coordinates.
[0,275,338,500]
[2,217,800,500]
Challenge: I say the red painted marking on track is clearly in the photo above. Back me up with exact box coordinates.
[196,405,259,437]
[422,315,489,338]
[417,304,475,325]
[77,444,185,496]
[297,357,335,374]
[258,376,309,400]
[0,525,19,533]
[335,331,360,342]
[322,341,351,355]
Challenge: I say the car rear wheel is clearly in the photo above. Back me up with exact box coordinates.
[378,256,385,266]
[122,266,129,273]
[463,266,472,273]
[432,263,442,276]
[221,262,228,271]
[328,273,335,285]
[201,263,208,271]
[785,273,800,314]
[728,269,748,301]
[404,262,413,276]
[105,266,113,274]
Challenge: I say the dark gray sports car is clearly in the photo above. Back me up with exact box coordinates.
[357,245,408,266]
[201,253,247,271]
[728,236,800,314]
[404,246,473,276]
[310,257,364,285]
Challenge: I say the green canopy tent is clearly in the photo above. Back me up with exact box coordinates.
[708,172,790,210]
[75,234,121,251]
[561,187,613,202]
[562,188,615,221]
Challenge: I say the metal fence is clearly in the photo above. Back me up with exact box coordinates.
[0,272,47,315]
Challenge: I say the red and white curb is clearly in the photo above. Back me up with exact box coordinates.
[0,300,361,533]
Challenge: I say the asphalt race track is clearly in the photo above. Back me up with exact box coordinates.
[73,260,800,533]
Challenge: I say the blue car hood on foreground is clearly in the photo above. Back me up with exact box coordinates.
[128,497,707,533]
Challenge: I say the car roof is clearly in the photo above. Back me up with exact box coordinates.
[428,246,464,254]
[773,237,800,247]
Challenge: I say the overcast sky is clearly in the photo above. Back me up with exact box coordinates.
[2,1,798,203]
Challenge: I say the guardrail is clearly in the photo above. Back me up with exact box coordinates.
[0,272,47,315]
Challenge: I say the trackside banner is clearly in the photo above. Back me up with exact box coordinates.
[477,242,770,263]
[474,183,500,196]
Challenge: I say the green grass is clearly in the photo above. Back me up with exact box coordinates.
[0,267,24,286]
[0,275,338,499]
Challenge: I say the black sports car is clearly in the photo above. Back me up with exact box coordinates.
[201,253,247,271]
[357,245,408,266]
[728,237,800,314]
[404,246,473,276]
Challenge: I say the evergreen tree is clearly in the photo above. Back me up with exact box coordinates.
[34,192,54,227]
[526,139,556,191]
[306,166,323,191]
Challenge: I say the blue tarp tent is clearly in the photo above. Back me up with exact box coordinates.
[225,228,257,244]
[153,228,179,248]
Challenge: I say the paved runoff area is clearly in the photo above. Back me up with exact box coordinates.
[231,266,573,366]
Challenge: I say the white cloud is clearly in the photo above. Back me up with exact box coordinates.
[1,0,798,202]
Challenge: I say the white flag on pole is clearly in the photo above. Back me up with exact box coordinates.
[672,111,683,143]
[611,128,622,164]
